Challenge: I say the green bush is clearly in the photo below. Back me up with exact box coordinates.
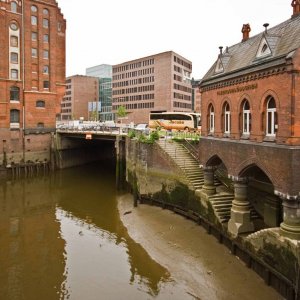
[128,130,135,138]
[149,130,159,141]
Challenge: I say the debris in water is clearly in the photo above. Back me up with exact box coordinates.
[187,291,202,299]
[123,211,132,215]
[79,231,83,236]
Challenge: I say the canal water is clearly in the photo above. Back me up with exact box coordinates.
[0,160,281,300]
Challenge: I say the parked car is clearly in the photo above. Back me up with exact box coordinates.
[135,123,150,134]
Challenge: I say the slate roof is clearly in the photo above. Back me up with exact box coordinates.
[201,14,300,86]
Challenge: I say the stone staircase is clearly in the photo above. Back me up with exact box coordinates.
[209,193,261,224]
[156,139,205,190]
[156,139,261,224]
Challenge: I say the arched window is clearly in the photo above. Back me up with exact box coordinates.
[43,8,49,15]
[266,96,277,136]
[36,100,45,108]
[209,104,215,133]
[10,86,20,101]
[224,102,230,134]
[10,109,20,123]
[31,5,37,13]
[242,100,251,135]
[11,2,17,13]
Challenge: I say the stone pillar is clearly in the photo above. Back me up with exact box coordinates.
[280,197,300,240]
[228,177,254,236]
[202,166,216,195]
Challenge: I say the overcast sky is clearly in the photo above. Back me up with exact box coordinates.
[57,0,291,79]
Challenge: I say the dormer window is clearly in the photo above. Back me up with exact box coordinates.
[256,38,271,58]
[215,58,224,74]
[261,44,268,53]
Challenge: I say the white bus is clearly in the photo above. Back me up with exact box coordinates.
[149,112,201,131]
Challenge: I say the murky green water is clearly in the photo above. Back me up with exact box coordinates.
[0,161,193,300]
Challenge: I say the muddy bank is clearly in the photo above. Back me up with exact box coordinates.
[118,193,282,300]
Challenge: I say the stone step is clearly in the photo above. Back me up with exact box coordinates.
[213,203,232,208]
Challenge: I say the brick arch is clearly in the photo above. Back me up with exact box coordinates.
[205,154,228,170]
[235,157,278,188]
[237,94,252,112]
[220,97,232,111]
[259,89,280,112]
[205,99,216,111]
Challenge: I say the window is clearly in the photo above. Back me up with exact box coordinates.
[10,36,18,47]
[10,52,18,64]
[209,104,215,133]
[43,81,49,89]
[43,8,49,15]
[37,122,45,128]
[242,100,251,135]
[43,65,49,74]
[32,32,37,41]
[43,19,49,28]
[11,69,18,79]
[266,96,277,136]
[57,22,62,32]
[11,2,17,13]
[36,100,45,108]
[31,5,37,12]
[31,16,37,26]
[224,102,231,134]
[10,109,20,123]
[43,50,49,59]
[31,48,38,57]
[43,34,49,43]
[10,86,20,101]
[10,23,18,31]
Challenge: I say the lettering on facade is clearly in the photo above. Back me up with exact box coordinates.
[217,83,258,96]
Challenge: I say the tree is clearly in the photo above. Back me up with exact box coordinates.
[117,105,128,125]
[117,105,127,118]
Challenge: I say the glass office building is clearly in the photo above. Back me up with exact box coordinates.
[86,64,114,121]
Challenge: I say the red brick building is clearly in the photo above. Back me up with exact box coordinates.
[199,2,300,239]
[0,0,65,165]
[112,51,192,124]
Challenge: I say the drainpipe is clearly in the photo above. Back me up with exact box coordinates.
[21,1,25,162]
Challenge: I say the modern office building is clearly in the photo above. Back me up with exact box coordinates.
[112,51,193,124]
[86,64,113,121]
[61,75,99,121]
[0,0,66,165]
[199,2,300,239]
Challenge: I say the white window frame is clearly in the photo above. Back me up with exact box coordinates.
[266,97,277,136]
[242,101,251,135]
[224,103,230,134]
[209,105,215,133]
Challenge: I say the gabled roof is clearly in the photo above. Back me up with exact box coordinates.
[201,14,300,85]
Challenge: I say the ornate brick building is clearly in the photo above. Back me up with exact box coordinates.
[0,0,65,165]
[199,1,300,239]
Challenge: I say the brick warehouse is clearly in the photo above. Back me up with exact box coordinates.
[199,1,300,239]
[0,0,65,165]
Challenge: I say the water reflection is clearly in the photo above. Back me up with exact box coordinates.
[0,161,173,299]
[0,177,66,300]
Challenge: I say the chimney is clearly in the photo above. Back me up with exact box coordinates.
[263,23,269,33]
[241,24,251,42]
[219,46,223,56]
[292,0,300,18]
